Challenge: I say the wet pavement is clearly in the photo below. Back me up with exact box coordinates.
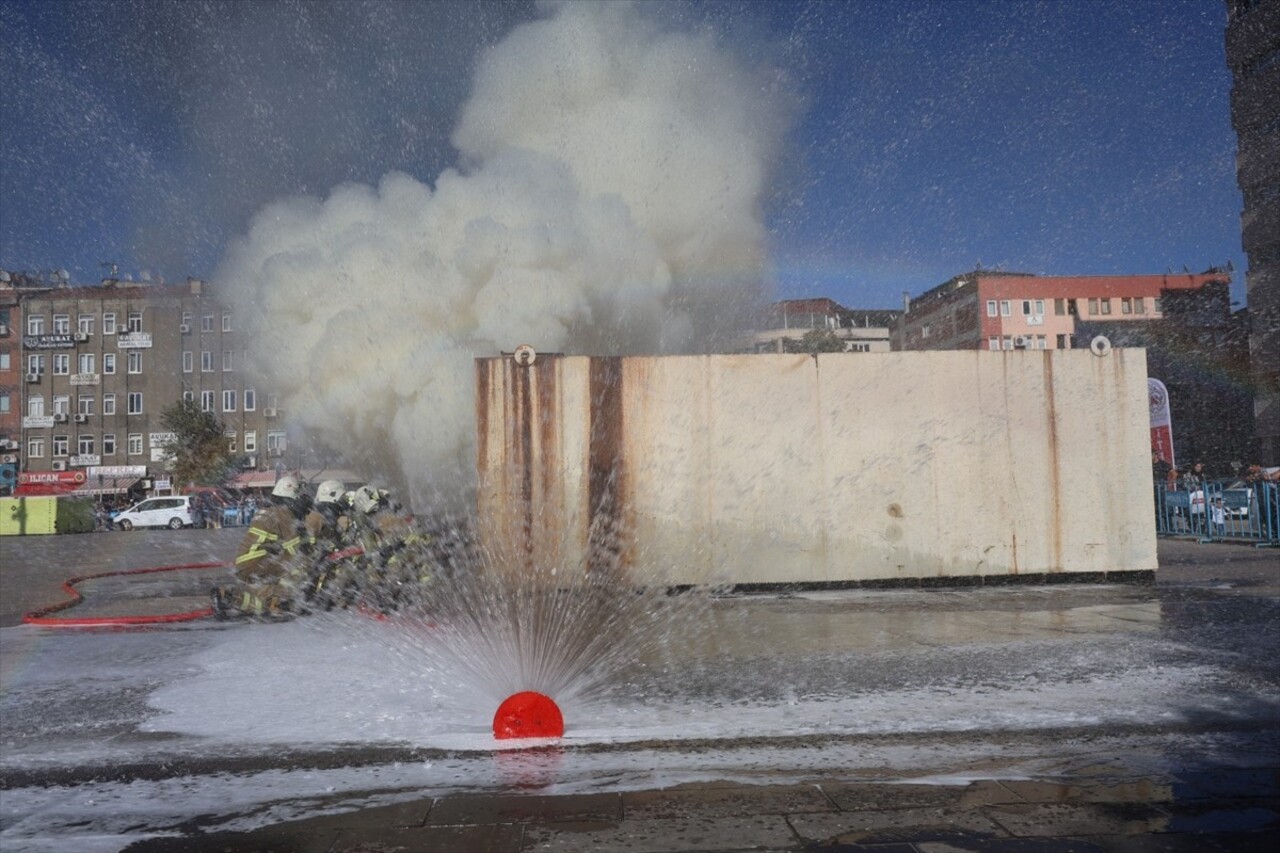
[0,531,1277,851]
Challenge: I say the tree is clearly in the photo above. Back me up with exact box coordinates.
[157,400,236,487]
[782,329,846,354]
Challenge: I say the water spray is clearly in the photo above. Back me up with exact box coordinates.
[493,691,564,739]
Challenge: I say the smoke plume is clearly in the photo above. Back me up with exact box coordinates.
[216,2,793,511]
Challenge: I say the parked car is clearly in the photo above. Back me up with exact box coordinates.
[112,496,199,530]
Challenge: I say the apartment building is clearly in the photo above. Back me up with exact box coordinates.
[1226,0,1280,463]
[894,270,1232,352]
[744,298,900,353]
[0,281,21,494]
[12,277,285,495]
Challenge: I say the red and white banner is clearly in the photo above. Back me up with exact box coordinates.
[1148,378,1175,468]
[18,470,86,485]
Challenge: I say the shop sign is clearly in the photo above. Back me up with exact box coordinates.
[117,332,152,349]
[149,432,177,445]
[18,470,86,485]
[22,334,73,349]
[23,415,55,429]
[154,478,171,491]
[90,465,147,478]
[70,454,101,467]
[70,373,100,385]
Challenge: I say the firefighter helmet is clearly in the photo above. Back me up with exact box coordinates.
[315,479,345,505]
[272,474,302,499]
[351,484,387,514]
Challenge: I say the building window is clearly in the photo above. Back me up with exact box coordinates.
[0,352,7,370]
[78,353,95,374]
[183,390,194,403]
[201,390,214,412]
[920,324,931,339]
[27,315,45,335]
[53,314,70,334]
[53,435,69,456]
[201,351,213,372]
[986,300,997,317]
[128,434,143,455]
[222,350,234,371]
[103,434,116,455]
[222,312,232,332]
[1055,298,1066,316]
[1134,297,1146,314]
[1121,297,1132,314]
[267,430,287,456]
[127,351,142,374]
[243,388,256,411]
[103,393,115,415]
[1100,298,1112,315]
[28,437,45,458]
[1057,334,1068,349]
[1034,299,1044,315]
[28,353,46,375]
[77,315,94,335]
[127,392,142,415]
[1067,298,1078,316]
[78,435,95,456]
[0,391,8,414]
[201,313,214,333]
[223,390,237,412]
[103,313,116,334]
[245,430,257,453]
[52,395,69,415]
[127,312,143,333]
[999,300,1011,317]
[183,351,193,372]
[1002,336,1013,350]
[226,431,237,453]
[1036,335,1047,349]
[78,395,94,415]
[1087,298,1098,315]
[103,353,116,374]
[988,337,1000,350]
[53,354,70,375]
[28,395,44,417]
[182,311,193,330]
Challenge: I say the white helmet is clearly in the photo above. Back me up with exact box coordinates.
[272,474,301,499]
[351,484,386,514]
[315,480,345,505]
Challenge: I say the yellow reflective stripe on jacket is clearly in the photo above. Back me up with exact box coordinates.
[281,536,302,555]
[235,526,282,564]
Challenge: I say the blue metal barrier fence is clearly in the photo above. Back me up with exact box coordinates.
[1155,479,1280,546]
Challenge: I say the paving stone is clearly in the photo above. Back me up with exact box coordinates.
[520,814,797,852]
[622,783,834,819]
[122,828,341,852]
[983,803,1171,838]
[330,822,523,852]
[788,805,1006,845]
[821,781,1017,811]
[917,839,1110,852]
[426,791,620,825]
[998,779,1179,805]
[1170,767,1280,800]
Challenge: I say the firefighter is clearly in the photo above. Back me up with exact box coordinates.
[211,475,313,620]
[346,484,431,613]
[303,479,358,610]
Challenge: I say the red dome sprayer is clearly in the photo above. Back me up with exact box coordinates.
[493,691,564,739]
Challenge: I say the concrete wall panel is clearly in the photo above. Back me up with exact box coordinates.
[476,350,1156,585]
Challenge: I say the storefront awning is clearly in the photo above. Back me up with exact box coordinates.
[72,477,142,496]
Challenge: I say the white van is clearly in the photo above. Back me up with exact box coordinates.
[113,496,198,530]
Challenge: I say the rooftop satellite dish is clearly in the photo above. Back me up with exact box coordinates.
[1090,335,1112,357]
[0,271,10,283]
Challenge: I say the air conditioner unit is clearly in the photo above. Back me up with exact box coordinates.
[52,412,69,423]
[0,439,18,450]
[74,332,90,342]
[1012,336,1032,349]
[52,461,67,471]
[1,454,16,465]
[0,322,9,335]
[25,373,41,383]
[179,324,191,334]
[263,407,278,418]
[74,414,88,423]
[268,448,284,457]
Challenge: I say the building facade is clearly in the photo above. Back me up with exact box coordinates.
[10,277,285,495]
[1226,0,1280,464]
[894,270,1233,352]
[743,298,900,353]
[0,282,21,494]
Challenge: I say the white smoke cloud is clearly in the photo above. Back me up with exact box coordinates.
[216,1,794,512]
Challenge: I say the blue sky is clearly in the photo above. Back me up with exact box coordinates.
[0,0,1247,309]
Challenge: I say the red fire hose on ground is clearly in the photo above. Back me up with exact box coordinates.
[21,562,226,628]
